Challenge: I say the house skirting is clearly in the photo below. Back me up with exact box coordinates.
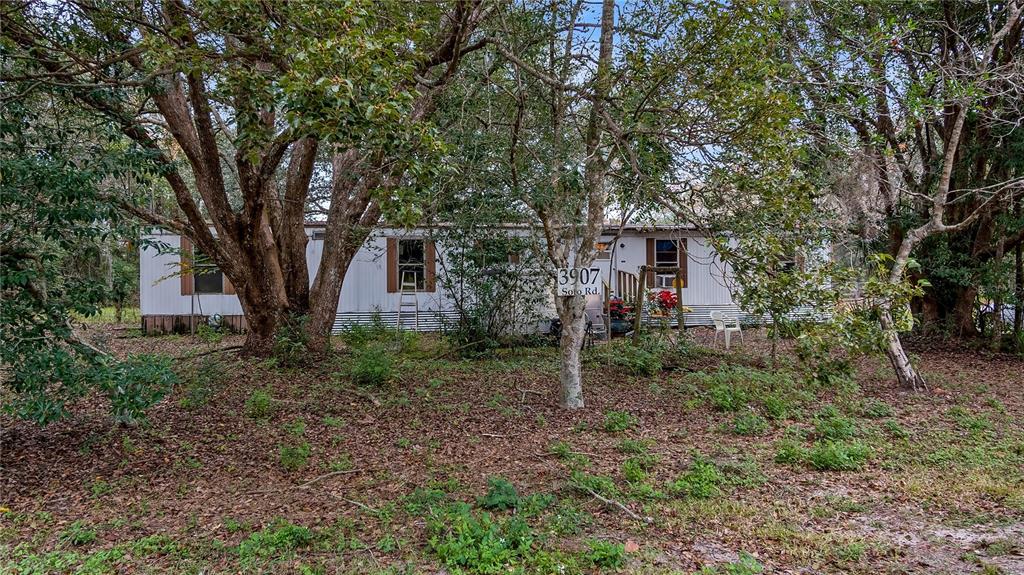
[142,314,248,335]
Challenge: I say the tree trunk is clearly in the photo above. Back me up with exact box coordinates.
[1015,196,1022,337]
[305,247,359,353]
[1015,238,1023,337]
[232,229,290,357]
[991,236,1005,350]
[238,296,281,357]
[555,294,587,409]
[952,285,979,337]
[880,310,926,390]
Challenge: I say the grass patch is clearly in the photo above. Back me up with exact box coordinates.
[238,520,313,567]
[669,458,724,499]
[813,405,858,441]
[808,441,870,471]
[731,411,769,436]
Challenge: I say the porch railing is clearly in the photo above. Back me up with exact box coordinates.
[616,270,640,302]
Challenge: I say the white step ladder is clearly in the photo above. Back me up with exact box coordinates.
[398,271,419,331]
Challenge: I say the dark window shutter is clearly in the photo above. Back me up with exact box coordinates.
[386,238,398,293]
[180,237,194,295]
[645,238,655,287]
[678,238,688,288]
[425,240,437,292]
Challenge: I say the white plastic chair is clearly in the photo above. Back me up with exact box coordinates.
[710,311,743,349]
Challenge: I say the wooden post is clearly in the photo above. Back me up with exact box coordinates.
[632,266,646,342]
[603,281,611,339]
[675,269,685,334]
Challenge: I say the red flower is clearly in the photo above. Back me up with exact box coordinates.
[649,290,678,310]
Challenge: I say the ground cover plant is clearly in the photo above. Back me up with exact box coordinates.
[1,324,1023,574]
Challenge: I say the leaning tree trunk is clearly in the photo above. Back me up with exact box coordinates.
[880,310,926,390]
[554,294,587,409]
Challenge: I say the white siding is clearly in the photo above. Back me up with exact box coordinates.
[139,227,742,329]
[139,231,244,317]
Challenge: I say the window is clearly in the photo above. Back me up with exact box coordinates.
[655,240,678,288]
[398,239,426,290]
[595,241,612,260]
[193,250,223,294]
[311,230,326,241]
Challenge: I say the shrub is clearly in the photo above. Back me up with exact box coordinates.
[99,354,179,425]
[814,405,858,441]
[238,520,312,565]
[603,410,638,433]
[807,441,870,471]
[279,441,310,472]
[349,343,394,386]
[477,477,519,511]
[245,389,274,420]
[194,322,223,344]
[272,316,310,367]
[669,458,724,499]
[427,503,534,575]
[732,411,768,436]
[584,540,626,569]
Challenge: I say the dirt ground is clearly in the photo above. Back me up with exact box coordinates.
[2,323,1022,574]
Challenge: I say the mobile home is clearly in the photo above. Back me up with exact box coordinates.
[138,224,743,334]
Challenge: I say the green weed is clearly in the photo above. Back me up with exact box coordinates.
[427,503,534,575]
[59,521,97,546]
[807,441,870,471]
[477,477,519,511]
[349,343,395,386]
[238,520,313,566]
[814,405,858,441]
[603,410,639,433]
[584,539,626,569]
[731,411,768,436]
[669,458,724,499]
[245,389,274,420]
[861,399,894,419]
